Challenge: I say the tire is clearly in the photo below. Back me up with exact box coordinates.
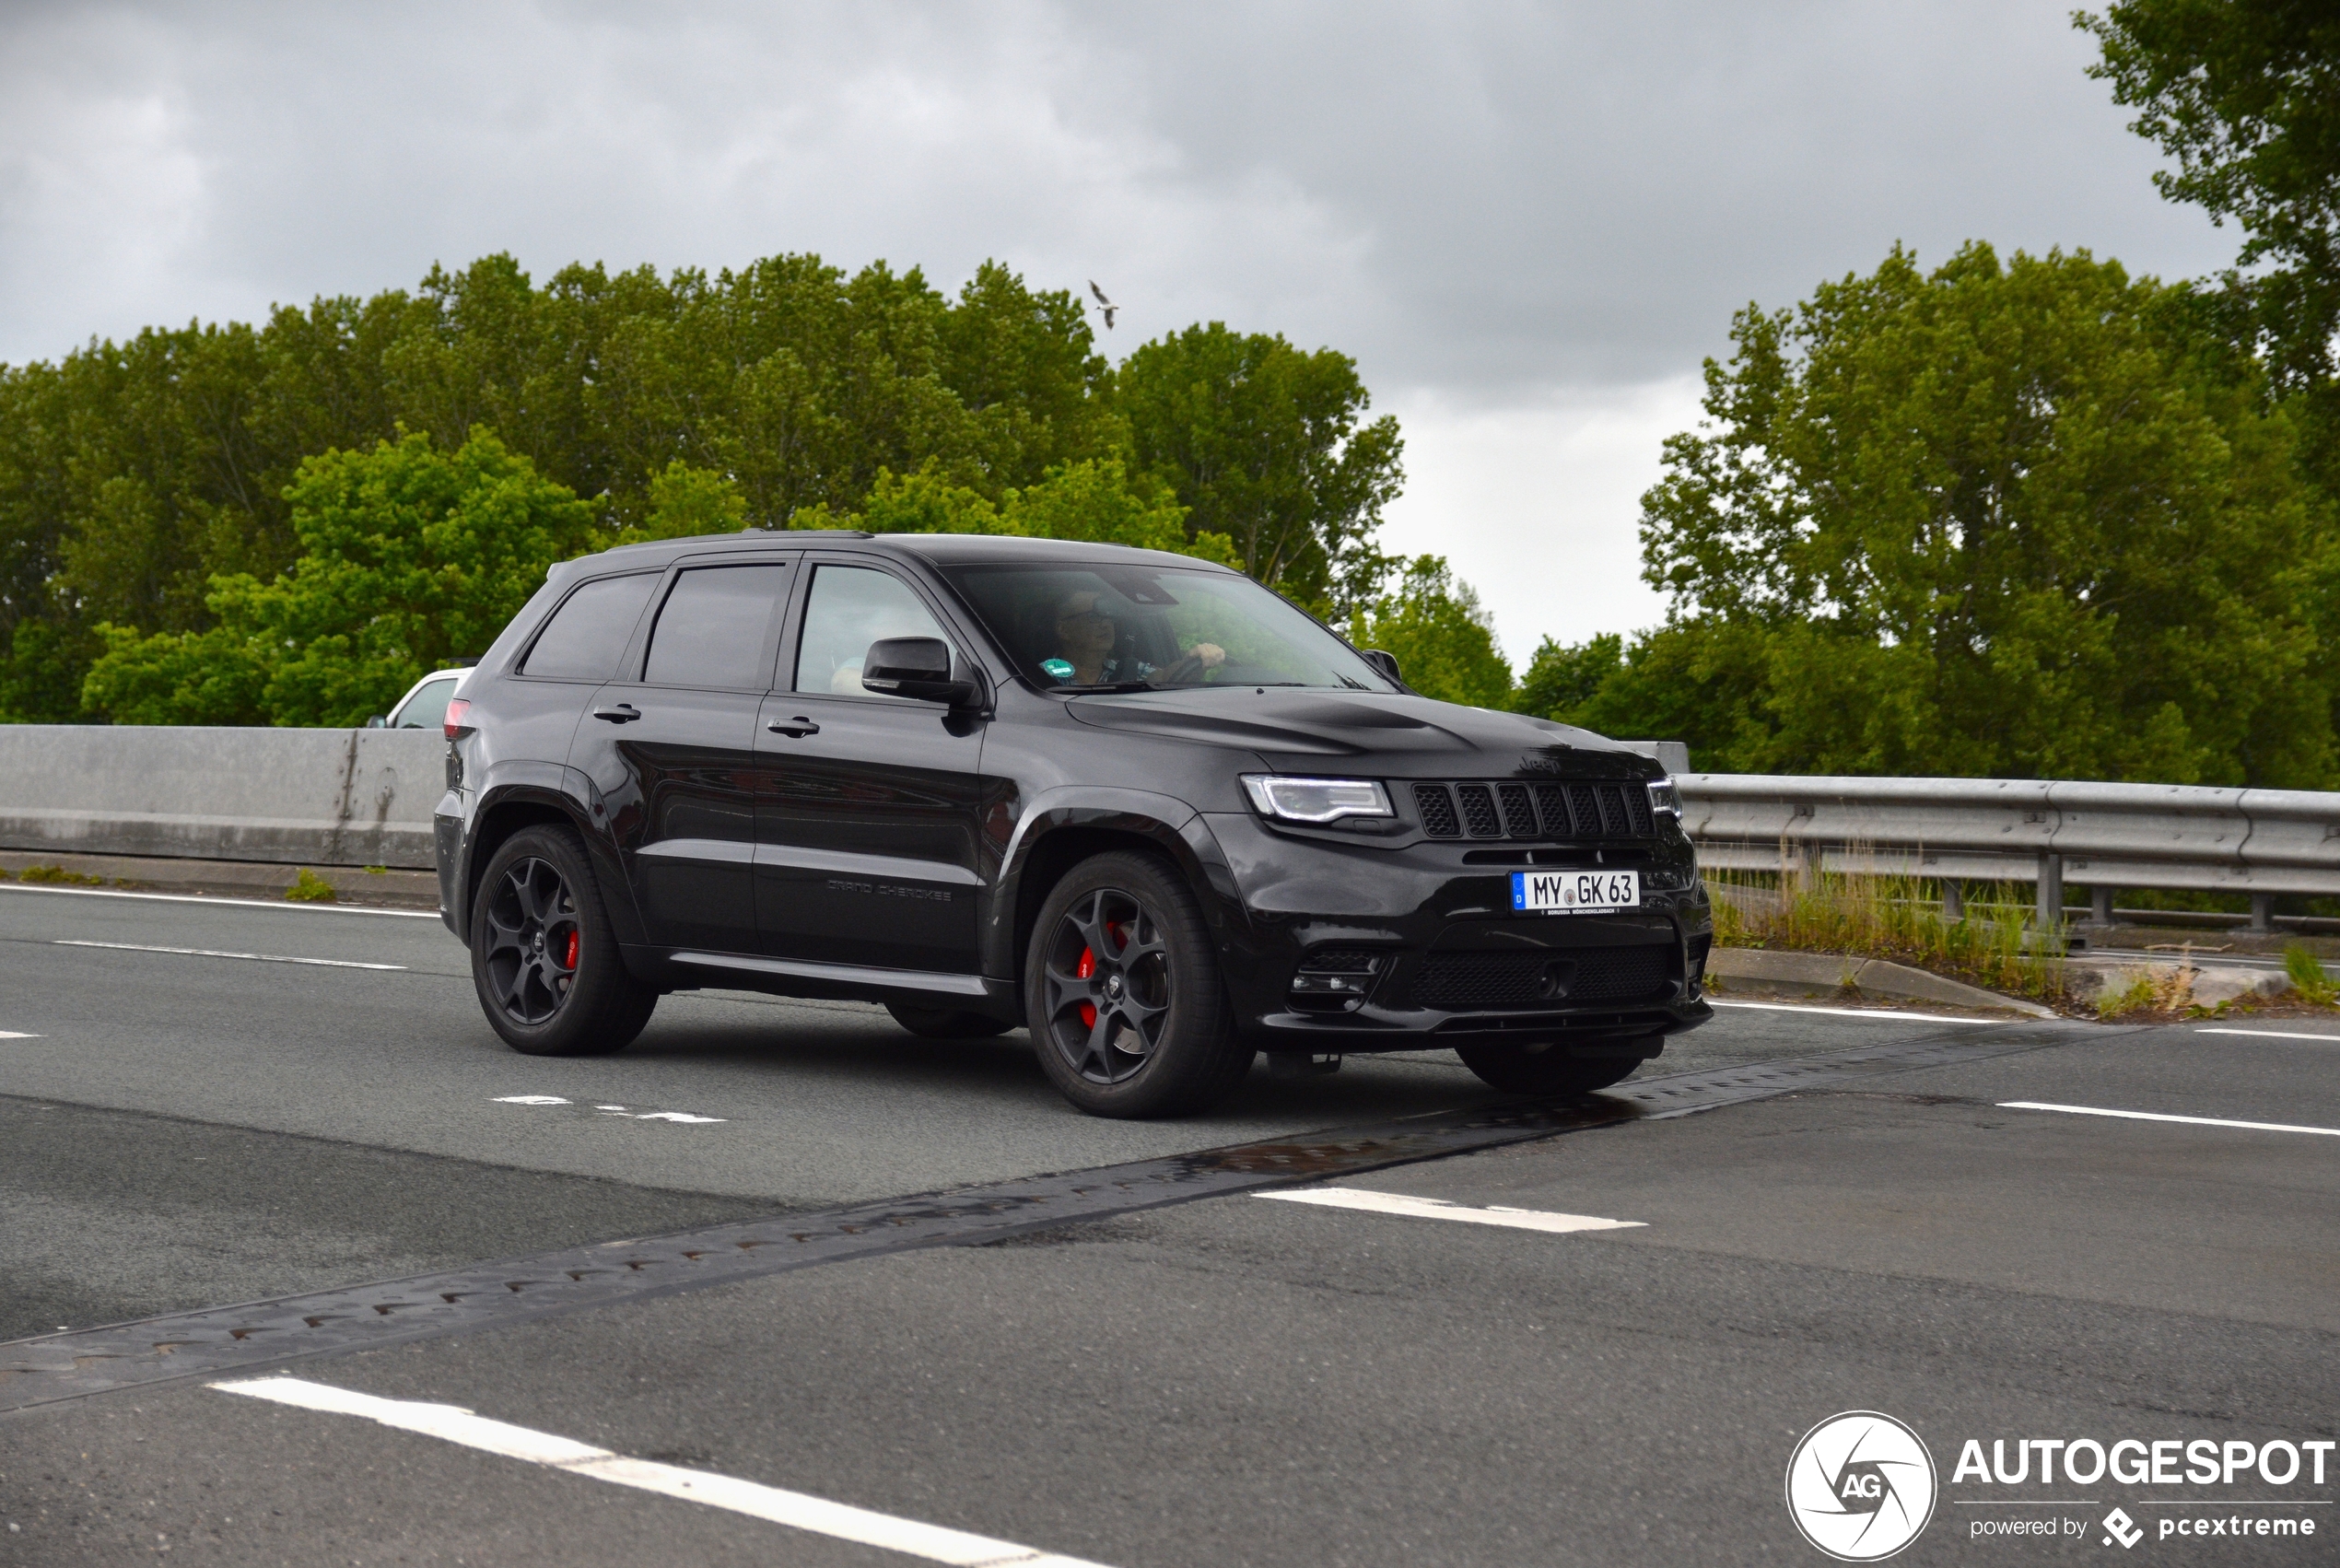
[471,824,657,1057]
[886,1001,1015,1039]
[1455,1036,1655,1096]
[1025,849,1254,1117]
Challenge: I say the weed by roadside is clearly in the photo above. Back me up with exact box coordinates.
[284,868,337,902]
[2283,944,2337,1005]
[18,863,107,886]
[1707,863,2065,1002]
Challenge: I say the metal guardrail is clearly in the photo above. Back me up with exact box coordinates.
[1679,773,2340,930]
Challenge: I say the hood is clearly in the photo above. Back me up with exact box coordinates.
[1062,688,1660,780]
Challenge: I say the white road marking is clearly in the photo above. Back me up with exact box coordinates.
[213,1377,1112,1567]
[52,939,404,970]
[0,883,439,917]
[495,1095,725,1123]
[0,1031,39,1038]
[1710,1000,2000,1024]
[1256,1187,1645,1234]
[1999,1101,2340,1139]
[2196,1027,2340,1044]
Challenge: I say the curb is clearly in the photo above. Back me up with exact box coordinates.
[0,848,439,909]
[1710,946,2058,1018]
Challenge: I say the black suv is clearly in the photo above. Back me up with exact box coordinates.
[435,531,1712,1116]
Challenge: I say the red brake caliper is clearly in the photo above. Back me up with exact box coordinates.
[1076,946,1096,1029]
[563,930,579,970]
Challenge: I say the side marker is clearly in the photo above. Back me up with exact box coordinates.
[1998,1101,2340,1139]
[1257,1187,1644,1234]
[213,1377,1113,1567]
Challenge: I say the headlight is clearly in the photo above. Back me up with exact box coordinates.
[1241,775,1393,825]
[1647,777,1681,816]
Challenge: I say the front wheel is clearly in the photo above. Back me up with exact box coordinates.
[471,825,656,1057]
[1455,1037,1654,1096]
[1025,850,1253,1117]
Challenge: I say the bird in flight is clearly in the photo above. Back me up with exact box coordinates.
[1088,281,1118,330]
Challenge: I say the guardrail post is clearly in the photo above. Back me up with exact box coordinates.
[2249,893,2275,934]
[2088,886,2114,929]
[1940,881,1962,921]
[2035,851,2064,932]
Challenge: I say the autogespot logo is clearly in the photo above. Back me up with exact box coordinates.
[1786,1411,1939,1561]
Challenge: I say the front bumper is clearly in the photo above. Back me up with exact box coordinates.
[1198,811,1714,1052]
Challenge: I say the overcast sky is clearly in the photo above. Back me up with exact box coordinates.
[0,0,2234,661]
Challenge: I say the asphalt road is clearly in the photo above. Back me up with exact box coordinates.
[4,882,2335,1565]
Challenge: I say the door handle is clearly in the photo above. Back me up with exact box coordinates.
[766,717,821,738]
[593,703,641,724]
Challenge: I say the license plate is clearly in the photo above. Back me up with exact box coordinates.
[1512,869,1639,914]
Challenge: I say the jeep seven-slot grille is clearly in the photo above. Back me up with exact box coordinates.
[1410,779,1655,841]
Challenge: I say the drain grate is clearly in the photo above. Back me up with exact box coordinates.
[0,1020,2078,1411]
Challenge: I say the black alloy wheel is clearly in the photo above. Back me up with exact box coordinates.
[470,824,657,1057]
[482,856,580,1025]
[1025,849,1252,1117]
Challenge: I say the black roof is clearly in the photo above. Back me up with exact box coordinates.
[557,529,1239,580]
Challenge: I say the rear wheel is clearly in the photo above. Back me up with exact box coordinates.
[471,825,656,1057]
[1455,1037,1654,1096]
[1025,850,1252,1117]
[886,1001,1015,1039]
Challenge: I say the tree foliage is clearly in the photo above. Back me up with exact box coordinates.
[84,428,596,727]
[1521,243,2336,785]
[0,252,1454,723]
[1117,323,1403,614]
[1350,556,1514,710]
[2079,1,2340,453]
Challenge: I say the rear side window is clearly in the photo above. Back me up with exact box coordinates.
[521,574,659,680]
[392,676,460,729]
[643,564,791,689]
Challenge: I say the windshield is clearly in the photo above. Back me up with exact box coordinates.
[940,563,1396,694]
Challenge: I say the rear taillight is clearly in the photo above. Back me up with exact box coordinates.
[443,697,473,739]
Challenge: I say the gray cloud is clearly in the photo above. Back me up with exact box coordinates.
[0,1,2238,654]
[1,0,2229,385]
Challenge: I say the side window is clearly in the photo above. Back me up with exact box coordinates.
[793,565,952,700]
[642,564,791,690]
[521,574,660,680]
[392,676,460,729]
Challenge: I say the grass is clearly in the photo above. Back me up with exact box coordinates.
[284,868,338,903]
[1707,863,2066,1002]
[17,863,107,886]
[2283,944,2337,1006]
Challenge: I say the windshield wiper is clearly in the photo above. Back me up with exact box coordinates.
[1053,681,1155,694]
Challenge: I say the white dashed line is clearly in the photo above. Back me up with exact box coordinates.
[53,940,405,970]
[1998,1101,2340,1139]
[0,1031,40,1038]
[494,1095,725,1123]
[1256,1187,1645,1234]
[213,1378,1113,1567]
[1710,1000,2000,1024]
[2196,1027,2340,1044]
[1,883,439,916]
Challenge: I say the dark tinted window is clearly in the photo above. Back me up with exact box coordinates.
[520,574,659,680]
[643,564,790,689]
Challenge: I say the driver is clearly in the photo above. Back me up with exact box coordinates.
[1042,590,1224,687]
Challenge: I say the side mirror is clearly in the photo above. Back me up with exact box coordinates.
[1362,649,1402,685]
[364,715,388,729]
[862,637,977,707]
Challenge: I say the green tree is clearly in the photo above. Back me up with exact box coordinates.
[798,455,1241,566]
[1512,632,1623,723]
[1350,556,1513,709]
[1636,241,2335,784]
[1117,323,1403,613]
[83,428,596,727]
[2079,2,2340,471]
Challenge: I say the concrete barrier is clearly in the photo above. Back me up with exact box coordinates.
[0,726,444,869]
